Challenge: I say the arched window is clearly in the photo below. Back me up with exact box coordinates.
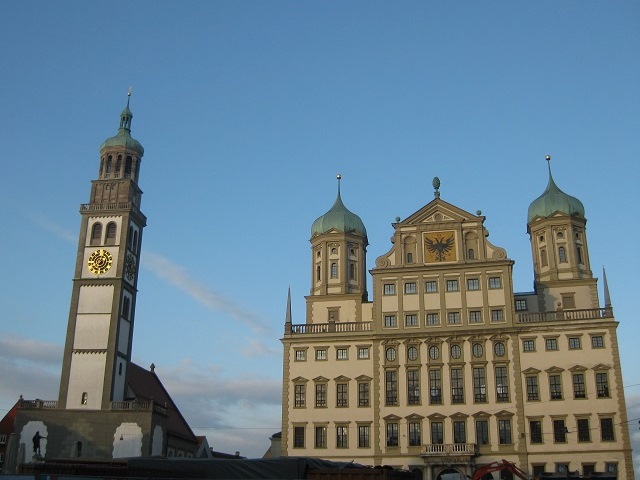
[90,223,102,245]
[406,252,413,263]
[330,262,338,279]
[558,246,567,263]
[468,248,475,260]
[577,246,583,264]
[122,296,130,320]
[316,265,321,281]
[132,231,138,253]
[540,248,548,267]
[106,222,117,245]
[115,155,122,177]
[125,156,132,178]
[105,155,112,176]
[349,262,356,280]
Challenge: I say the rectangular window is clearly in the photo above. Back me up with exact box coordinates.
[573,373,586,399]
[383,283,396,295]
[495,366,509,402]
[526,376,539,401]
[407,370,420,405]
[469,310,482,323]
[404,282,417,294]
[448,311,461,325]
[426,312,440,326]
[315,426,327,448]
[336,383,348,407]
[577,418,590,442]
[549,374,563,400]
[451,368,464,404]
[596,372,610,397]
[425,280,438,293]
[293,426,305,448]
[384,315,397,328]
[408,422,421,446]
[475,420,489,445]
[330,263,338,279]
[467,278,479,290]
[601,418,615,441]
[545,338,558,351]
[429,369,442,404]
[498,419,512,444]
[431,421,444,444]
[568,337,581,349]
[605,463,618,474]
[473,367,486,403]
[490,309,504,322]
[358,347,370,359]
[336,426,348,448]
[489,276,502,288]
[523,339,535,352]
[386,423,398,447]
[405,314,418,327]
[295,350,306,361]
[336,348,348,360]
[315,384,327,407]
[358,425,370,448]
[446,279,459,291]
[591,335,604,348]
[294,384,306,408]
[385,370,398,405]
[453,421,466,444]
[515,299,527,311]
[315,349,327,361]
[358,382,370,407]
[530,420,543,443]
[553,419,567,443]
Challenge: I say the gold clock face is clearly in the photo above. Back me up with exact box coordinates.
[87,249,113,275]
[424,231,457,263]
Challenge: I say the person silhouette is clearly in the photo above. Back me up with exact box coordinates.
[32,431,46,455]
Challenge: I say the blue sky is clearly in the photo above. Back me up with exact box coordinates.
[1,0,638,464]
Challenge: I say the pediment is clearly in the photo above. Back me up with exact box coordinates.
[313,376,329,382]
[334,375,351,382]
[569,365,587,372]
[522,367,541,375]
[592,363,611,371]
[292,376,308,383]
[383,414,402,421]
[405,413,425,421]
[400,198,480,227]
[545,366,564,373]
[356,374,372,381]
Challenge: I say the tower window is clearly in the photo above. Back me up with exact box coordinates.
[330,263,338,278]
[132,231,138,253]
[577,246,583,264]
[406,252,413,263]
[106,222,117,245]
[467,248,474,259]
[316,265,321,281]
[90,223,102,245]
[105,155,112,177]
[115,155,122,178]
[125,156,132,178]
[122,296,131,320]
[81,392,88,405]
[558,246,567,263]
[349,262,356,280]
[540,248,548,267]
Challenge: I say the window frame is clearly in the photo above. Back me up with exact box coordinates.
[488,276,502,289]
[383,283,396,295]
[467,278,480,291]
[425,280,438,293]
[404,282,417,294]
[446,279,459,292]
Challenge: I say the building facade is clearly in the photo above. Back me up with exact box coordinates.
[281,166,634,479]
[6,96,198,469]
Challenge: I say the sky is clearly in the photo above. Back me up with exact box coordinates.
[0,0,638,466]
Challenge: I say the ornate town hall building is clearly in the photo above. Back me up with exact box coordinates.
[281,165,634,479]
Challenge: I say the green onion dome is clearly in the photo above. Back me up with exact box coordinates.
[528,157,584,223]
[311,176,367,240]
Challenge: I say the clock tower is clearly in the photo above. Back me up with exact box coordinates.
[58,93,147,410]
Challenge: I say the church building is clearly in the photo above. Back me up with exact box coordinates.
[281,165,634,479]
[5,96,198,468]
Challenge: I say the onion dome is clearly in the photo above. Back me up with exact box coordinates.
[527,156,584,223]
[311,175,367,240]
[100,91,144,155]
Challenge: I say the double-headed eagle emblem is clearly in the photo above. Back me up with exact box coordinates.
[425,234,455,261]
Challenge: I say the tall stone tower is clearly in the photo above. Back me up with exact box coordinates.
[57,92,146,410]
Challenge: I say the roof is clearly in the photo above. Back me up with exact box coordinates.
[100,101,144,155]
[311,186,367,240]
[528,161,584,223]
[127,363,197,443]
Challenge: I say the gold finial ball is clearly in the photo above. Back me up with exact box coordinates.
[336,174,342,180]
[545,155,551,161]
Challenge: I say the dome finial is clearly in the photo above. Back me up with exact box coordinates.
[432,177,441,198]
[127,85,132,108]
[336,173,342,193]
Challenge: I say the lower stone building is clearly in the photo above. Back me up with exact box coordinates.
[281,165,634,479]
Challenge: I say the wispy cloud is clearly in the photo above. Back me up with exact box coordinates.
[241,339,280,358]
[27,212,77,244]
[143,252,270,334]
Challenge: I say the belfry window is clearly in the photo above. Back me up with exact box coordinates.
[125,156,132,178]
[106,222,117,245]
[105,156,112,176]
[115,155,122,177]
[90,223,102,245]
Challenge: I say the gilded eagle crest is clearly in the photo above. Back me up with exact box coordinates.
[425,234,455,262]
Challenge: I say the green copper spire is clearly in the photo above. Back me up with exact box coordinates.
[311,174,367,241]
[100,88,144,155]
[527,155,584,223]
